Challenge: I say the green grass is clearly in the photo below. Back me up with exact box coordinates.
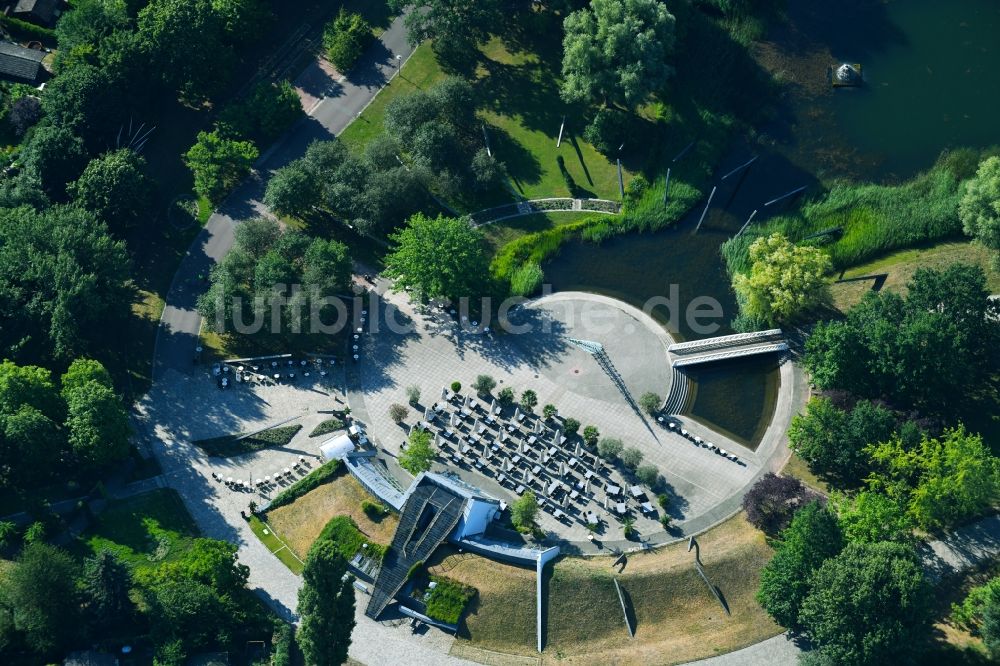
[339,44,447,148]
[315,514,387,563]
[831,240,1000,313]
[77,489,198,570]
[309,417,347,437]
[249,515,304,574]
[193,424,303,457]
[479,212,603,252]
[425,575,476,624]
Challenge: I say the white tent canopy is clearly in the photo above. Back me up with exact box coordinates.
[319,433,356,461]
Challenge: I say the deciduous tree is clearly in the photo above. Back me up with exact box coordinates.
[69,149,153,234]
[561,0,676,109]
[733,233,832,325]
[757,502,843,630]
[298,540,356,666]
[185,131,258,203]
[742,472,810,536]
[799,542,933,665]
[959,155,1000,269]
[400,428,435,475]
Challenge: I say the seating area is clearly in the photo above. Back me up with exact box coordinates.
[655,416,743,465]
[208,354,340,389]
[412,387,662,533]
[210,455,313,494]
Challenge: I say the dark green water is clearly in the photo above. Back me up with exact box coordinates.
[683,355,779,448]
[830,0,1000,179]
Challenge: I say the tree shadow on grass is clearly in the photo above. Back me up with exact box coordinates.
[485,122,543,190]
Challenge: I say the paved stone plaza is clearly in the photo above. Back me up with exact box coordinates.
[354,288,797,545]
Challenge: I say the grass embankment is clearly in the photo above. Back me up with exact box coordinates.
[266,471,398,562]
[433,515,779,664]
[721,149,1000,279]
[830,240,1000,313]
[193,424,303,457]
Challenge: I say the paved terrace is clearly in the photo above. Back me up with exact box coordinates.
[351,287,801,548]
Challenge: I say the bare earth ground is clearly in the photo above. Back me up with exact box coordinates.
[428,516,780,665]
[266,472,399,559]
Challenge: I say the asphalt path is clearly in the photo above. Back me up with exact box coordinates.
[152,15,414,381]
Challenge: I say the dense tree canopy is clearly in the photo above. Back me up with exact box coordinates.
[757,502,844,630]
[0,542,80,655]
[298,540,356,666]
[395,0,504,70]
[323,9,372,72]
[832,491,912,545]
[198,218,352,337]
[20,125,90,200]
[384,213,492,303]
[561,0,676,109]
[867,426,1000,530]
[69,149,154,234]
[41,64,124,150]
[733,233,832,326]
[217,80,303,145]
[804,263,999,416]
[0,206,131,363]
[959,155,1000,268]
[799,542,933,666]
[788,397,898,485]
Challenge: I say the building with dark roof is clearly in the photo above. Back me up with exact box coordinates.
[11,0,60,27]
[0,41,45,82]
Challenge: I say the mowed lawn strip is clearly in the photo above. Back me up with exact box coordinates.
[266,473,399,560]
[831,240,1000,313]
[249,515,304,575]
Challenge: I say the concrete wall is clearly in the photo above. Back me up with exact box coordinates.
[454,497,496,539]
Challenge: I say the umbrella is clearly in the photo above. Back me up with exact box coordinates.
[442,386,449,399]
[491,398,498,414]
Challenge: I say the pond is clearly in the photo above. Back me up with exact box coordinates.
[763,0,1000,182]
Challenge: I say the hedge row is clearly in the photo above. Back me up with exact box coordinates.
[267,458,341,510]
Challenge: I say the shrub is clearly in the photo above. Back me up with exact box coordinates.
[497,387,515,407]
[0,15,56,41]
[520,389,538,412]
[660,515,671,529]
[309,417,346,437]
[271,621,296,666]
[400,429,435,475]
[509,261,544,296]
[636,464,659,487]
[619,447,644,470]
[583,426,600,448]
[389,403,408,423]
[639,392,662,415]
[511,490,539,531]
[406,560,424,580]
[316,515,387,563]
[405,385,421,405]
[563,418,581,436]
[425,576,476,624]
[268,460,342,510]
[450,381,462,393]
[543,404,557,420]
[472,375,496,395]
[597,437,623,460]
[657,493,670,510]
[323,9,372,72]
[584,108,630,155]
[23,521,45,544]
[361,499,388,520]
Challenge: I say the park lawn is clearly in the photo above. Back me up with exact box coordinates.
[339,38,631,212]
[266,472,399,560]
[249,515,305,575]
[479,212,608,253]
[433,515,779,664]
[339,44,446,148]
[830,240,1000,313]
[77,489,199,571]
